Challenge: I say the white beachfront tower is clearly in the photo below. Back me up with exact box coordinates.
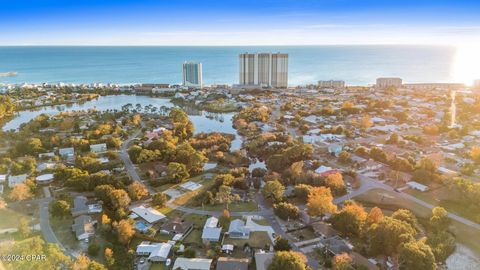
[182,62,203,88]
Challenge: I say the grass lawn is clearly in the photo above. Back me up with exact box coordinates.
[172,173,216,206]
[0,209,34,230]
[183,228,202,245]
[223,231,272,249]
[356,188,480,256]
[404,188,480,225]
[50,216,79,249]
[149,264,167,270]
[288,227,317,242]
[183,214,208,227]
[155,206,183,220]
[251,218,270,226]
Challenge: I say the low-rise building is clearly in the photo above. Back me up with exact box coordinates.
[376,77,402,89]
[228,219,250,239]
[136,241,173,262]
[216,257,249,270]
[71,196,89,217]
[90,143,107,154]
[201,216,221,244]
[172,257,212,270]
[8,174,27,188]
[72,215,95,240]
[131,205,166,224]
[59,147,75,158]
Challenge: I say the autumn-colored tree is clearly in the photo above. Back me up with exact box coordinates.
[109,189,131,209]
[366,207,384,225]
[104,248,115,267]
[332,253,352,270]
[9,183,33,201]
[218,208,231,228]
[470,146,480,163]
[360,115,373,130]
[18,218,31,239]
[331,201,367,237]
[325,172,346,196]
[306,187,337,217]
[127,182,149,201]
[114,219,135,245]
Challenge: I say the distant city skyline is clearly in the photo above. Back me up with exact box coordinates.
[1,0,480,46]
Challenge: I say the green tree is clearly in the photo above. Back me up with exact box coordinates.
[273,202,300,220]
[166,162,190,183]
[274,237,291,251]
[268,251,308,270]
[368,217,416,256]
[262,180,285,203]
[49,199,71,218]
[399,239,436,270]
[429,207,450,232]
[151,192,168,207]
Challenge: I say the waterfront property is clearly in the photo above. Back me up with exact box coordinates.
[239,52,288,88]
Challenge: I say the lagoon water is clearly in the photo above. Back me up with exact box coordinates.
[0,46,457,86]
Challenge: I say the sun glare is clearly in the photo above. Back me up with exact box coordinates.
[453,44,480,86]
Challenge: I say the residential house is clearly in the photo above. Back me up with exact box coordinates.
[160,217,193,237]
[228,219,250,239]
[90,143,107,154]
[201,216,221,244]
[0,174,6,184]
[36,162,56,172]
[35,173,54,184]
[130,205,166,224]
[72,215,95,240]
[172,257,212,270]
[136,241,173,262]
[59,147,75,160]
[8,174,27,188]
[216,257,249,270]
[71,196,89,217]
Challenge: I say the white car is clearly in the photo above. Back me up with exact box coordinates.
[166,259,171,266]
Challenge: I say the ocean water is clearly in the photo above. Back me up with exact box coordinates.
[0,46,456,86]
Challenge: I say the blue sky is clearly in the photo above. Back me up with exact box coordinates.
[1,0,480,45]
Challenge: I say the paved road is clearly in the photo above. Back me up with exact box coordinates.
[334,173,480,230]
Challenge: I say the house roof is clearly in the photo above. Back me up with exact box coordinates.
[131,205,166,224]
[202,227,221,241]
[71,196,88,215]
[160,217,193,234]
[228,219,250,234]
[204,216,219,228]
[216,257,249,270]
[8,174,27,187]
[72,215,94,238]
[172,257,212,270]
[136,241,172,259]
